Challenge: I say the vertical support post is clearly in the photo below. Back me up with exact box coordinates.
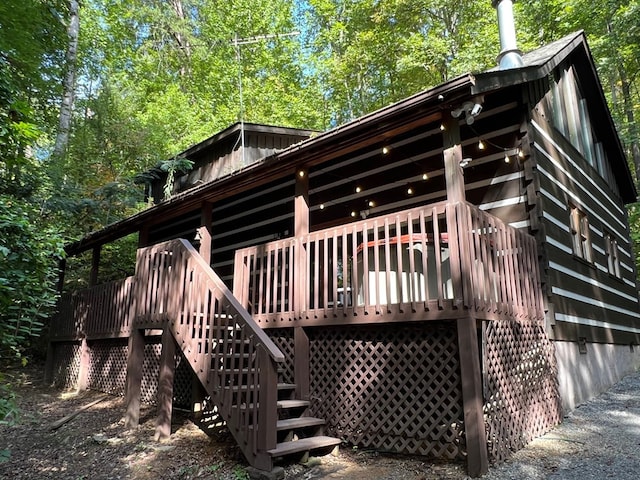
[443,115,466,308]
[89,245,101,287]
[138,225,150,248]
[198,201,213,265]
[155,328,176,440]
[76,337,90,391]
[256,347,277,470]
[294,327,310,400]
[44,342,55,385]
[294,169,309,314]
[293,169,311,402]
[457,316,489,477]
[56,257,67,293]
[442,115,466,205]
[124,328,145,428]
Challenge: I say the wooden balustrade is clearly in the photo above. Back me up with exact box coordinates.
[234,201,544,326]
[135,239,282,468]
[51,277,134,340]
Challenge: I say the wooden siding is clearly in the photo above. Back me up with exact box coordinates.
[529,105,640,344]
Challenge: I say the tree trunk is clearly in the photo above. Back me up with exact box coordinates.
[619,67,640,186]
[53,0,80,160]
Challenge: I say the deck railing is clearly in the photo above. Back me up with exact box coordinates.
[234,201,544,326]
[50,277,134,340]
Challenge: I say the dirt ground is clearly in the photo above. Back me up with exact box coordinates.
[0,365,469,480]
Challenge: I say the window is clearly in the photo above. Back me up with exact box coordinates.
[569,204,592,262]
[605,233,621,278]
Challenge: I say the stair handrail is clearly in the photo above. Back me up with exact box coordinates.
[135,239,284,363]
[135,239,283,470]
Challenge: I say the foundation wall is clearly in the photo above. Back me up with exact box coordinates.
[555,340,640,412]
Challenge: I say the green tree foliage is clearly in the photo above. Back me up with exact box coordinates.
[0,197,64,361]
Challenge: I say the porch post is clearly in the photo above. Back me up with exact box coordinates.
[457,316,488,477]
[76,336,91,391]
[124,328,145,427]
[198,201,213,265]
[442,115,467,309]
[294,169,310,399]
[155,327,177,440]
[442,115,466,204]
[138,225,150,248]
[89,245,101,287]
[294,168,309,313]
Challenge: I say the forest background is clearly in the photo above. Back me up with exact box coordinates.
[2,0,640,418]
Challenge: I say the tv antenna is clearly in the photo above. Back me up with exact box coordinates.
[232,31,299,166]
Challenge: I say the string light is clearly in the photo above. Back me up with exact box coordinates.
[407,185,414,195]
[350,210,357,217]
[422,173,429,181]
[440,124,445,131]
[319,203,325,210]
[504,151,511,163]
[478,140,486,150]
[382,146,390,155]
[355,185,362,193]
[368,200,375,207]
[298,170,305,177]
[518,148,525,159]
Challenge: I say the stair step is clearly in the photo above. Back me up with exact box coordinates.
[223,383,296,392]
[277,399,310,409]
[268,436,341,457]
[277,383,296,391]
[276,417,325,431]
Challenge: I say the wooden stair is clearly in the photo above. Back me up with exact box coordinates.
[136,239,340,472]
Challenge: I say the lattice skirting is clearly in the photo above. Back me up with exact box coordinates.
[51,341,82,389]
[51,336,193,408]
[265,329,295,385]
[308,322,464,459]
[483,320,563,463]
[88,338,129,396]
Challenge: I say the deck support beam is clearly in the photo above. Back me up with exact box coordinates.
[457,316,489,477]
[155,328,177,440]
[124,328,145,428]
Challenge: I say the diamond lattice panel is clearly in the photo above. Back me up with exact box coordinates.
[141,340,162,405]
[266,329,295,385]
[483,320,562,463]
[88,339,128,396]
[52,342,81,389]
[309,323,464,459]
[174,352,193,408]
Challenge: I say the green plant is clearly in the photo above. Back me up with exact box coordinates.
[232,465,249,480]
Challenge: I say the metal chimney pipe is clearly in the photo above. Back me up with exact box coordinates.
[492,0,524,69]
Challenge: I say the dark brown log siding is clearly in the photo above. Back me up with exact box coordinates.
[530,102,640,344]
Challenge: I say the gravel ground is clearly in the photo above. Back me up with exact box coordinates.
[1,367,638,479]
[483,369,640,480]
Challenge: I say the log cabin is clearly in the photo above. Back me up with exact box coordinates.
[46,10,640,477]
